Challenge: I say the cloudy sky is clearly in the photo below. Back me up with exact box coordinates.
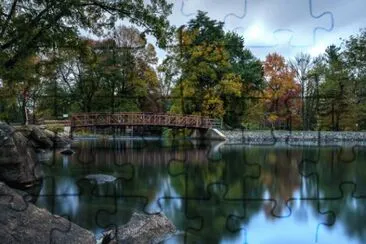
[160,0,366,60]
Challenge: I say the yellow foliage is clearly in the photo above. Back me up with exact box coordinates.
[220,74,242,96]
[268,114,279,123]
[201,92,225,118]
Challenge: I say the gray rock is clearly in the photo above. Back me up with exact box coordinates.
[44,129,56,138]
[0,123,42,188]
[60,149,75,155]
[84,174,116,184]
[0,181,95,244]
[101,212,176,244]
[52,135,72,148]
[23,125,53,148]
[44,129,71,148]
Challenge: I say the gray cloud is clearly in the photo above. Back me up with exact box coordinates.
[166,0,366,59]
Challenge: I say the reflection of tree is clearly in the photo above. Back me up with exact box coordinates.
[36,140,366,243]
[307,146,366,241]
[168,146,266,242]
[260,147,301,216]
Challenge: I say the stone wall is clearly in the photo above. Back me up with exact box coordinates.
[222,130,366,145]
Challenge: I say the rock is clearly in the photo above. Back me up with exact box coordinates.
[60,149,75,155]
[17,125,53,149]
[0,122,71,188]
[0,181,95,244]
[29,126,54,148]
[44,129,56,138]
[84,174,116,184]
[101,212,176,244]
[39,124,47,130]
[44,129,71,148]
[0,122,42,188]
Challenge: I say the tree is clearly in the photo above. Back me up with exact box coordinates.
[289,53,313,130]
[222,32,264,127]
[157,57,178,111]
[0,0,173,82]
[169,12,239,118]
[43,26,162,114]
[317,45,353,131]
[304,56,324,130]
[343,28,366,130]
[263,53,301,129]
[168,12,262,123]
[95,26,161,112]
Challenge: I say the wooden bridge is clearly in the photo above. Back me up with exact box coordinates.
[69,112,218,132]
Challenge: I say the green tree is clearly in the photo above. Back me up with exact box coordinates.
[317,45,353,131]
[222,32,263,127]
[168,12,261,122]
[94,26,161,112]
[343,28,366,130]
[0,0,172,81]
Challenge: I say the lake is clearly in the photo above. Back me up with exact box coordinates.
[35,137,366,243]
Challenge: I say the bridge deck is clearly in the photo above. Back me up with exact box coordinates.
[70,112,216,129]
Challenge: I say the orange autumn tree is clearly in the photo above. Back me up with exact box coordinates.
[263,53,301,129]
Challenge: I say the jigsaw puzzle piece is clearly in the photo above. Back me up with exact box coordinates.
[146,183,247,243]
[298,145,366,198]
[224,0,334,47]
[95,195,150,235]
[144,196,203,243]
[34,139,137,234]
[227,197,335,243]
[175,0,246,21]
[0,181,96,243]
[167,142,262,201]
[179,183,249,243]
[316,183,366,243]
[36,138,136,198]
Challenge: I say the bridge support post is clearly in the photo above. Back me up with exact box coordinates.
[171,128,178,139]
[190,128,226,141]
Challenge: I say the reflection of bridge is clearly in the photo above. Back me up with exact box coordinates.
[69,112,219,137]
[75,147,217,165]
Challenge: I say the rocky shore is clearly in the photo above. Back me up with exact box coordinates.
[0,122,71,188]
[222,130,366,145]
[0,122,177,243]
[0,180,176,244]
[0,182,96,244]
[98,212,176,244]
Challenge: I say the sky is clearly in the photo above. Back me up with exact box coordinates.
[154,0,366,60]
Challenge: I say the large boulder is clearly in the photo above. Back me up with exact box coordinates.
[0,181,95,244]
[18,125,54,149]
[44,129,71,148]
[101,212,176,244]
[0,123,42,188]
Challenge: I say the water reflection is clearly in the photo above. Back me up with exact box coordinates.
[35,139,366,243]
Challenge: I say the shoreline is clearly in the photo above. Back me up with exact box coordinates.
[221,130,366,146]
[69,130,366,146]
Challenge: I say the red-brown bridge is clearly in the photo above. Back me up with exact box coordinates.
[67,112,220,135]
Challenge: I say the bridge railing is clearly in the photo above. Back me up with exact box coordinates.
[70,112,217,129]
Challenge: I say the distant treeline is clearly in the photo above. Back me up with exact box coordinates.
[1,1,365,131]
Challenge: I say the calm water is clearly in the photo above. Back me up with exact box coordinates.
[35,137,366,243]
